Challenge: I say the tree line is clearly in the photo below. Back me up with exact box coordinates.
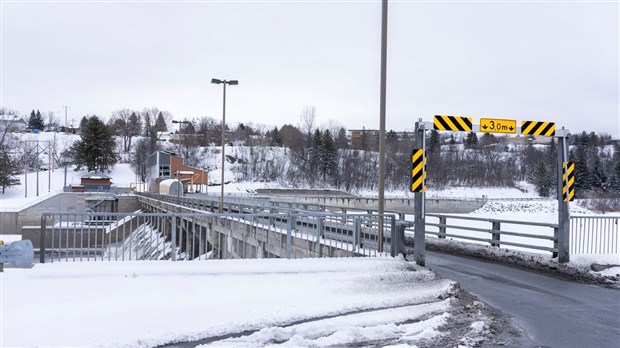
[1,105,619,200]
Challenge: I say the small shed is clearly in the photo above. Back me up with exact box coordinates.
[80,172,112,192]
[159,179,183,196]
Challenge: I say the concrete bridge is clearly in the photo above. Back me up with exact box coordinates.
[35,193,408,262]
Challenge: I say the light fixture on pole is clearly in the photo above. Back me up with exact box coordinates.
[211,78,239,213]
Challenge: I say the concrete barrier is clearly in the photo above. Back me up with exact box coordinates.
[0,240,34,268]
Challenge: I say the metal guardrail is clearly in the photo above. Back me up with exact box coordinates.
[39,211,400,263]
[415,213,619,256]
[138,193,620,257]
[419,213,560,255]
[570,216,619,254]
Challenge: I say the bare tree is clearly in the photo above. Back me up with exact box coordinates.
[299,105,316,139]
[109,109,141,153]
[140,107,172,137]
[46,112,59,130]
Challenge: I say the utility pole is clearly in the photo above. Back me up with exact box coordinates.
[25,140,51,197]
[63,106,69,133]
[377,0,388,252]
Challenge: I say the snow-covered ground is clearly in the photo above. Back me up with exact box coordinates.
[0,163,138,211]
[1,134,618,347]
[1,258,503,348]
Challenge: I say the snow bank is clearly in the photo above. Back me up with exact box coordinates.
[473,200,594,215]
[2,258,473,348]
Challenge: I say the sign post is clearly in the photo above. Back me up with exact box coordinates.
[413,121,426,266]
[557,133,570,262]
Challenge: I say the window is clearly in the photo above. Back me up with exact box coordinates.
[159,165,170,177]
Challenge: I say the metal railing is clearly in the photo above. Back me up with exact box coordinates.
[419,213,559,255]
[570,216,619,254]
[39,211,399,262]
[416,213,619,257]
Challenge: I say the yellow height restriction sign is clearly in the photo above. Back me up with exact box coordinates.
[480,118,517,134]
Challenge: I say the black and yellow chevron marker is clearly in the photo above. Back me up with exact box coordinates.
[562,161,575,202]
[433,115,473,132]
[410,149,426,193]
[521,120,556,136]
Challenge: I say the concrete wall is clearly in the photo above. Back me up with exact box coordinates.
[138,196,363,259]
[0,193,139,235]
[117,196,140,213]
[268,196,486,215]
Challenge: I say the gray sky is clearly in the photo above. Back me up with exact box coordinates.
[2,0,619,137]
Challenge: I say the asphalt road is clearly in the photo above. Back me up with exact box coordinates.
[426,251,620,348]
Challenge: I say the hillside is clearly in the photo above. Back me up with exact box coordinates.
[1,129,618,207]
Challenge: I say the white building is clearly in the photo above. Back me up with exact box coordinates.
[0,115,27,132]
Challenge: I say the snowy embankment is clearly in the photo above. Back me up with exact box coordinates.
[0,258,511,347]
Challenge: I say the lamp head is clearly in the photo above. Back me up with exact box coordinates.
[211,78,222,84]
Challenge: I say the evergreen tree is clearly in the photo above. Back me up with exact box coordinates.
[427,129,441,155]
[570,148,592,195]
[448,134,457,152]
[127,112,141,150]
[270,127,283,147]
[28,109,45,131]
[590,157,608,192]
[479,133,497,146]
[72,116,118,172]
[79,116,89,134]
[0,149,21,193]
[528,161,555,197]
[464,132,478,149]
[335,127,349,150]
[610,144,620,192]
[320,129,337,182]
[610,159,620,193]
[154,112,168,132]
[309,129,323,183]
[142,111,153,137]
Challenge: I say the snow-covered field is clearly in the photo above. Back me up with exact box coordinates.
[1,258,500,348]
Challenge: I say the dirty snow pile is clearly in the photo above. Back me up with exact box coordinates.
[1,258,514,348]
[426,238,620,286]
[473,200,593,214]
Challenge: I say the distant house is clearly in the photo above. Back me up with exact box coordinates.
[348,129,412,151]
[79,172,113,192]
[0,115,27,132]
[146,151,208,193]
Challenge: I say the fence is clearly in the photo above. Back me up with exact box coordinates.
[570,216,619,254]
[416,213,619,256]
[420,213,559,255]
[39,211,401,263]
[138,193,619,257]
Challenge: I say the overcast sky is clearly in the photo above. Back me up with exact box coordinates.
[2,0,619,138]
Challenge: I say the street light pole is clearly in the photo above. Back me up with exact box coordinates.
[377,0,388,253]
[211,78,238,213]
